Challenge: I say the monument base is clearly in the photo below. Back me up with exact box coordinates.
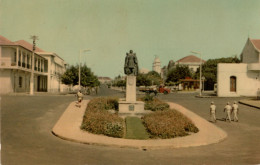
[119,100,148,118]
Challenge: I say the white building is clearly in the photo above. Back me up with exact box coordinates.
[98,77,112,84]
[139,68,149,74]
[0,35,67,94]
[36,51,67,92]
[217,38,260,97]
[152,57,161,75]
[175,55,205,73]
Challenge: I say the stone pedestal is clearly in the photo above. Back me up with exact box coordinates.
[126,76,136,102]
[119,75,145,116]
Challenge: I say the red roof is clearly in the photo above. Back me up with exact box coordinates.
[0,35,15,45]
[250,39,260,52]
[0,35,45,52]
[176,55,205,63]
[14,40,45,52]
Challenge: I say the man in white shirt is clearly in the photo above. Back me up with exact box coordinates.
[224,102,232,122]
[210,101,216,123]
[232,101,239,122]
[76,90,83,108]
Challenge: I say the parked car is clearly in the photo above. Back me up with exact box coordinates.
[158,85,171,94]
[139,85,170,95]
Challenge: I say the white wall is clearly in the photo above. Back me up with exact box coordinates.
[0,70,13,94]
[217,63,260,97]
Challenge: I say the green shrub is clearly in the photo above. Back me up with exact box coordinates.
[139,96,169,111]
[81,97,124,138]
[87,97,119,111]
[143,109,199,139]
[141,94,154,102]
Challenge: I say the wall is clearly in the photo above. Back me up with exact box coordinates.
[242,39,259,63]
[217,63,259,97]
[0,70,13,94]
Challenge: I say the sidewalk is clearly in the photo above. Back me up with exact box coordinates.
[52,100,227,150]
[239,99,260,109]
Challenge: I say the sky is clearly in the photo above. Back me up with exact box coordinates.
[1,0,260,78]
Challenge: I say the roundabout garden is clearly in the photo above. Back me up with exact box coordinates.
[80,96,199,140]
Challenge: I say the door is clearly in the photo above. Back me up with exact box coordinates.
[230,76,236,92]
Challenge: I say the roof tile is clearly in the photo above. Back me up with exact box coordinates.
[176,55,205,63]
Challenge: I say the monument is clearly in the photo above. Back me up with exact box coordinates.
[119,50,145,116]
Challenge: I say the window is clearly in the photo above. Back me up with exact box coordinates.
[230,76,236,92]
[19,77,22,88]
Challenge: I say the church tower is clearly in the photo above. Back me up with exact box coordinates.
[152,56,161,75]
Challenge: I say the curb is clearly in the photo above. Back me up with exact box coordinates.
[52,100,227,150]
[239,100,260,109]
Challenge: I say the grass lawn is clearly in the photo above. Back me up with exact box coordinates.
[125,117,150,140]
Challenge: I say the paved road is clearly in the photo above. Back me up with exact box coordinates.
[1,87,260,165]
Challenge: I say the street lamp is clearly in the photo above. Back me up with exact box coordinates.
[202,76,205,92]
[30,35,39,95]
[79,49,91,91]
[191,51,202,96]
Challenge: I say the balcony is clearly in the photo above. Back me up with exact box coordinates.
[248,63,260,71]
[0,58,17,67]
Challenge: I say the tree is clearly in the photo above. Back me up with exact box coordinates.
[61,64,100,87]
[136,73,152,86]
[146,71,162,86]
[194,56,240,90]
[166,65,191,83]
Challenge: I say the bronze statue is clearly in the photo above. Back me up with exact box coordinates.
[124,50,138,76]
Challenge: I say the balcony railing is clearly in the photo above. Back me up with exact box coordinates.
[0,58,17,67]
[0,58,48,75]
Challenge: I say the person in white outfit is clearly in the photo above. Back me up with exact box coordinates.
[224,102,232,122]
[210,101,216,122]
[232,101,239,122]
[76,90,83,108]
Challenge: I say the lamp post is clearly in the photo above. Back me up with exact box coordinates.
[79,49,90,91]
[30,35,39,95]
[202,76,205,92]
[191,51,202,96]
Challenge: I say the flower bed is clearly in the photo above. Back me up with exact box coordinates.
[81,97,124,138]
[139,95,169,111]
[143,109,199,139]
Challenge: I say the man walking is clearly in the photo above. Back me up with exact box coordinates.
[232,101,239,122]
[224,102,232,122]
[76,90,83,108]
[210,101,216,123]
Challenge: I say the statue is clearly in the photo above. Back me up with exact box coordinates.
[124,50,139,76]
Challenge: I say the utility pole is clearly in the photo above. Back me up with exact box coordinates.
[30,35,39,95]
[191,51,202,96]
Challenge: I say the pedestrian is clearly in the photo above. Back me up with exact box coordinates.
[224,102,232,122]
[232,101,239,122]
[76,90,83,108]
[210,101,217,122]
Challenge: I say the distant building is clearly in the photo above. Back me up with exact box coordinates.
[217,38,260,97]
[139,68,149,74]
[98,77,112,84]
[175,55,205,73]
[0,35,67,94]
[152,57,161,75]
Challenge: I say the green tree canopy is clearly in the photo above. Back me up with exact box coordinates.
[136,73,152,86]
[61,64,100,87]
[194,56,240,90]
[166,65,191,83]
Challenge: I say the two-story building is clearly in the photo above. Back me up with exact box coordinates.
[175,55,205,73]
[0,35,67,94]
[217,38,260,97]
